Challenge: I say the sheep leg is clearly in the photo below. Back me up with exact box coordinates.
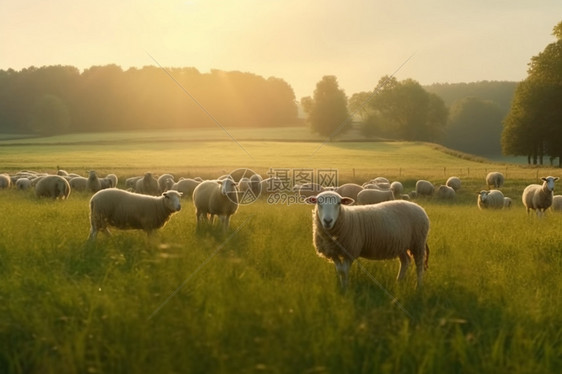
[397,252,411,281]
[334,257,352,290]
[220,215,230,232]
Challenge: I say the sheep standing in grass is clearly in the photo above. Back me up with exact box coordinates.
[551,195,562,212]
[35,175,71,200]
[477,190,505,210]
[356,188,394,205]
[306,191,430,289]
[415,180,434,197]
[435,185,455,200]
[158,174,175,193]
[522,176,559,217]
[503,197,512,209]
[390,181,404,197]
[16,177,32,190]
[70,176,88,192]
[193,179,239,231]
[335,183,364,202]
[171,178,201,199]
[136,172,159,196]
[486,172,504,189]
[0,174,11,189]
[86,170,102,193]
[88,189,182,240]
[446,176,461,191]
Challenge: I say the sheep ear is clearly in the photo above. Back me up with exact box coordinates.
[555,177,560,181]
[341,197,354,205]
[304,196,317,204]
[542,177,547,181]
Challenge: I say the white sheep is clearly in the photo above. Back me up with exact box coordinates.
[35,175,71,200]
[15,177,32,190]
[86,170,102,193]
[170,178,201,199]
[477,190,504,210]
[435,185,455,200]
[503,196,512,209]
[446,176,461,191]
[158,173,175,193]
[0,173,11,189]
[335,183,364,202]
[522,176,559,217]
[390,181,404,197]
[105,173,118,188]
[415,180,434,197]
[356,188,394,205]
[88,189,182,240]
[70,176,88,192]
[136,172,159,196]
[486,172,504,189]
[305,191,430,289]
[125,176,142,190]
[193,179,239,231]
[551,195,562,212]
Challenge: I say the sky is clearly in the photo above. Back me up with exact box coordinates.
[1,0,561,99]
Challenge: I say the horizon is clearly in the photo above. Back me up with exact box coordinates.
[1,1,561,98]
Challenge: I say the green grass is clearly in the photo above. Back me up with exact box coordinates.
[0,132,561,373]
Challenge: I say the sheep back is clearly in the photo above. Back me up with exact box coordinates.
[356,189,394,205]
[335,183,364,202]
[415,180,434,196]
[446,177,461,191]
[486,172,504,189]
[35,175,71,199]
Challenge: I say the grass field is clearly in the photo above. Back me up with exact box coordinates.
[0,131,561,373]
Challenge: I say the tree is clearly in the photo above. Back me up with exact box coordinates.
[362,76,447,141]
[502,20,562,165]
[28,94,70,135]
[302,76,350,138]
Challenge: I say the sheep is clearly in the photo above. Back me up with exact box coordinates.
[70,176,88,192]
[435,185,455,200]
[88,189,182,240]
[335,183,364,202]
[477,190,504,210]
[415,180,434,197]
[193,178,239,231]
[503,197,512,209]
[125,176,142,190]
[136,172,159,196]
[15,177,32,190]
[105,173,118,188]
[56,167,68,176]
[0,173,11,189]
[356,188,394,205]
[86,170,102,193]
[551,195,562,212]
[305,191,430,289]
[35,175,71,200]
[486,172,504,189]
[390,181,404,197]
[446,176,461,191]
[158,173,175,193]
[170,178,201,199]
[522,176,559,217]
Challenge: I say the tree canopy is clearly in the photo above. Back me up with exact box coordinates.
[502,20,562,165]
[0,65,299,135]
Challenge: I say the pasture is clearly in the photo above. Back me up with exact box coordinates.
[0,132,561,373]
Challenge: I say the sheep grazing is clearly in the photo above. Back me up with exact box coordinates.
[35,175,71,200]
[70,176,88,192]
[15,177,32,190]
[477,190,505,210]
[551,195,562,212]
[136,172,159,196]
[193,178,239,231]
[335,183,364,202]
[415,180,434,197]
[446,176,461,191]
[522,176,559,217]
[435,185,455,200]
[503,197,513,209]
[0,173,11,189]
[158,173,175,193]
[86,170,102,193]
[486,172,504,189]
[305,191,430,289]
[88,189,182,240]
[125,176,142,190]
[390,181,404,197]
[356,188,394,205]
[170,178,201,199]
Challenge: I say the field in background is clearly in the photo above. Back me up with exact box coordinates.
[0,131,561,373]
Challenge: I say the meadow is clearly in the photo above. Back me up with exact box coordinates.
[0,131,561,373]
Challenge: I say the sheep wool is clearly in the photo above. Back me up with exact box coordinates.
[486,172,504,189]
[477,190,504,210]
[307,191,430,289]
[86,170,102,193]
[356,188,394,205]
[88,188,182,239]
[35,175,71,200]
[446,176,461,191]
[0,173,11,189]
[193,179,239,231]
[335,183,364,202]
[415,180,434,197]
[522,176,559,217]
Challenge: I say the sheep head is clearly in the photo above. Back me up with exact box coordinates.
[541,176,559,192]
[305,191,354,230]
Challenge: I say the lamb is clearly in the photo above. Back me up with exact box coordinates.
[486,172,504,189]
[136,172,159,196]
[0,173,11,189]
[88,189,182,240]
[415,180,434,197]
[551,195,562,212]
[522,176,559,217]
[477,190,505,210]
[86,170,102,193]
[335,183,364,202]
[193,178,239,231]
[446,176,461,191]
[305,191,430,289]
[435,185,455,200]
[170,178,201,199]
[356,188,394,205]
[35,175,71,200]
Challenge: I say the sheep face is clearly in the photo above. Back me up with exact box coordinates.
[478,190,489,202]
[306,191,354,230]
[542,176,559,191]
[163,191,182,212]
[219,178,238,199]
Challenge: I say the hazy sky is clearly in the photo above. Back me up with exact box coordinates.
[1,0,561,98]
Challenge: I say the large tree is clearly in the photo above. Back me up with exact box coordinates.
[361,76,447,141]
[302,75,350,138]
[502,20,562,165]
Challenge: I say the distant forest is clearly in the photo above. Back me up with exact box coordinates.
[0,65,299,135]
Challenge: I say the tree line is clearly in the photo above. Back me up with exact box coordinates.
[0,65,299,135]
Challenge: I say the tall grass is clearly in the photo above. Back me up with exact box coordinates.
[0,187,561,373]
